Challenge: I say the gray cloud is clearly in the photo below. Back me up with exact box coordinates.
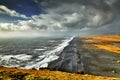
[0,0,119,32]
[36,0,116,28]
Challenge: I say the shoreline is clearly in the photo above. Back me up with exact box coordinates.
[0,35,120,79]
[48,35,120,77]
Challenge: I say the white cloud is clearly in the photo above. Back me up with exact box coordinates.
[18,12,84,31]
[0,5,29,19]
[0,23,31,31]
[0,12,84,31]
[0,23,18,31]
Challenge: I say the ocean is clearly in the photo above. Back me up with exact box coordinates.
[0,37,74,70]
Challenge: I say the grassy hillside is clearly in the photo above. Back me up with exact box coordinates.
[0,66,118,80]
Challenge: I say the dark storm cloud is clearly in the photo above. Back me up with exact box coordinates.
[1,0,120,32]
[38,0,114,10]
[113,0,120,13]
[35,0,116,28]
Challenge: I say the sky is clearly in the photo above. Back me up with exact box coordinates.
[0,0,120,35]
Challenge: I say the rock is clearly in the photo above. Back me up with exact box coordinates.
[116,60,120,63]
[111,70,116,74]
[77,70,84,74]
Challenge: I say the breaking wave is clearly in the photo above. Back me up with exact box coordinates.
[0,54,32,68]
[24,36,75,70]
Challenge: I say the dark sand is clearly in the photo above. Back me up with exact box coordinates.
[48,37,120,77]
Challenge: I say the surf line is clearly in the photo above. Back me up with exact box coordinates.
[48,37,85,73]
[24,36,75,70]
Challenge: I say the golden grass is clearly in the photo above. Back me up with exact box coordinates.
[82,35,120,54]
[93,44,120,54]
[82,35,120,43]
[0,66,118,80]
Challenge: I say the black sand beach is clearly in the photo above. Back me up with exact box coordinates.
[48,37,120,77]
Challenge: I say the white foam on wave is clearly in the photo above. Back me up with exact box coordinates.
[0,54,32,61]
[49,40,58,43]
[25,36,75,70]
[34,48,46,51]
[0,54,32,67]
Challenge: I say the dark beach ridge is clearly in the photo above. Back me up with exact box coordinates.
[48,36,120,77]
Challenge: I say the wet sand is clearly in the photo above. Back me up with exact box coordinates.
[48,38,83,73]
